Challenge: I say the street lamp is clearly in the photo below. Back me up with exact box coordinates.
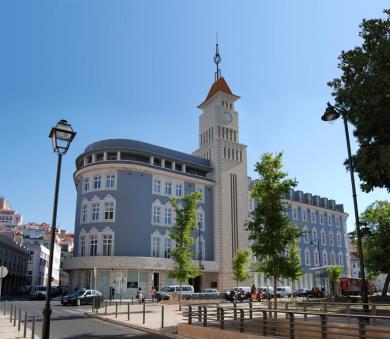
[198,223,205,292]
[321,103,369,309]
[42,120,76,339]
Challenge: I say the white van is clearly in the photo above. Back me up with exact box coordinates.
[276,286,292,298]
[156,285,194,301]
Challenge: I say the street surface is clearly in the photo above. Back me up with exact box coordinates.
[0,297,165,339]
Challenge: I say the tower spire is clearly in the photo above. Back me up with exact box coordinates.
[214,34,221,81]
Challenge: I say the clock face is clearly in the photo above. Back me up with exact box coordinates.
[224,111,232,123]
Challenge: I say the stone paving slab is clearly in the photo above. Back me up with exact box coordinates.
[0,314,37,339]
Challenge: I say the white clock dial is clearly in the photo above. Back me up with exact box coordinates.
[224,111,232,123]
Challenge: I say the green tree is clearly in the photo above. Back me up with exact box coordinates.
[232,248,251,301]
[245,152,302,311]
[327,266,343,298]
[169,192,201,310]
[328,9,390,193]
[360,200,390,296]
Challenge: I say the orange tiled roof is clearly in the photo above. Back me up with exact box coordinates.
[198,77,239,107]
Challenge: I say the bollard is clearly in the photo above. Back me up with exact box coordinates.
[14,306,17,327]
[346,304,351,324]
[18,307,21,331]
[105,300,107,315]
[262,311,268,336]
[115,302,118,318]
[239,309,244,333]
[198,305,202,322]
[23,311,27,338]
[234,303,237,320]
[323,304,327,313]
[10,304,13,322]
[320,314,327,339]
[92,297,95,312]
[249,301,253,319]
[285,302,289,319]
[143,302,145,324]
[289,312,295,339]
[358,317,367,339]
[371,305,376,325]
[304,305,307,321]
[32,315,36,339]
[4,299,7,316]
[220,308,224,330]
[188,305,192,324]
[268,300,272,319]
[203,306,207,327]
[161,306,164,328]
[127,302,130,321]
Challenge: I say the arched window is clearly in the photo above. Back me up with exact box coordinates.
[322,250,328,266]
[321,229,326,245]
[314,249,319,266]
[151,231,161,257]
[329,231,334,246]
[303,226,309,243]
[312,227,318,244]
[304,247,311,266]
[152,200,162,225]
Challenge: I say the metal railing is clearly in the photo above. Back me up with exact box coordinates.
[182,302,390,338]
[2,300,38,338]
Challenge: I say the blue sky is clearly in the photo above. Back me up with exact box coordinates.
[0,0,388,233]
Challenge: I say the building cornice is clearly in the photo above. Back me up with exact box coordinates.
[282,198,349,217]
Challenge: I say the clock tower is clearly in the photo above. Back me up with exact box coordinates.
[193,43,249,290]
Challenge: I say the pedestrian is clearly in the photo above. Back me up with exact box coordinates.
[151,286,156,302]
[137,287,144,304]
[251,284,257,302]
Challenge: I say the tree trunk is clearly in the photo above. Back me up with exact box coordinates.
[235,280,239,302]
[273,275,277,318]
[382,273,390,296]
[179,282,182,311]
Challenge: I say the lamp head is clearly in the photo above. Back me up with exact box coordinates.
[49,119,76,155]
[321,102,341,122]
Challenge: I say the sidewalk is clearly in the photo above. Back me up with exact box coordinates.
[0,314,37,339]
[86,302,185,337]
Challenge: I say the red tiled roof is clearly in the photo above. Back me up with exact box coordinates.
[198,77,239,108]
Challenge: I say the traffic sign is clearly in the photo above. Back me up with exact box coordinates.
[0,266,8,278]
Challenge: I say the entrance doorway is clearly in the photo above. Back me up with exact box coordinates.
[153,272,160,291]
[189,276,201,292]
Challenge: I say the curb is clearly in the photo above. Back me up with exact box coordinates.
[84,312,183,338]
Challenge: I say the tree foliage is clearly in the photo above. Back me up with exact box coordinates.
[328,266,343,297]
[360,200,390,295]
[328,9,390,193]
[232,248,251,288]
[169,192,201,308]
[245,152,302,309]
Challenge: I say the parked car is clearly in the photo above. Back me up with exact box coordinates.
[61,289,104,306]
[201,288,221,297]
[155,285,194,301]
[256,287,274,300]
[293,289,311,298]
[31,286,47,300]
[15,286,29,295]
[276,286,292,298]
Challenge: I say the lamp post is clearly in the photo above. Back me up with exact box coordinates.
[321,103,369,309]
[198,223,205,292]
[42,120,76,339]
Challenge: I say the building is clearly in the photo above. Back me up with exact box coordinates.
[64,47,349,296]
[21,229,61,286]
[0,197,23,226]
[348,240,360,278]
[250,188,349,291]
[0,234,29,295]
[58,230,74,286]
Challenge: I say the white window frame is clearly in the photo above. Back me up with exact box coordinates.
[302,208,307,222]
[303,226,309,243]
[322,250,328,266]
[328,215,332,226]
[152,200,162,225]
[338,252,343,265]
[151,231,161,257]
[292,206,298,220]
[165,181,172,195]
[175,183,183,197]
[329,231,334,246]
[79,229,86,256]
[337,232,342,247]
[164,206,172,225]
[312,227,318,244]
[321,229,326,246]
[93,175,102,190]
[314,249,319,266]
[81,200,89,224]
[91,202,100,221]
[106,174,116,189]
[311,210,316,223]
[89,233,98,256]
[319,213,324,225]
[304,247,311,266]
[153,178,161,194]
[83,177,90,192]
[163,237,172,258]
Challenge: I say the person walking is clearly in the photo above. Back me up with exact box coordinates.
[151,286,156,302]
[137,287,144,304]
[251,284,257,302]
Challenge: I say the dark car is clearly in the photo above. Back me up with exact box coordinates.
[293,289,311,298]
[61,289,103,306]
